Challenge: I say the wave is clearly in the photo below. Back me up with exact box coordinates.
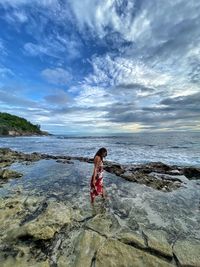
[169,146,189,149]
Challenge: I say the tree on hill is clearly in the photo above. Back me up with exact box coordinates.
[0,112,45,135]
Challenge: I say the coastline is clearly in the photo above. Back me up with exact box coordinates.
[0,132,52,137]
[0,147,200,266]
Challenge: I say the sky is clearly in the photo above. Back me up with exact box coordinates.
[0,0,200,135]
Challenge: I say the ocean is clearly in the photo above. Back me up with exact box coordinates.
[0,131,199,167]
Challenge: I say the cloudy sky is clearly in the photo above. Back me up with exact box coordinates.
[0,0,200,135]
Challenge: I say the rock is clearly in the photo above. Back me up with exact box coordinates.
[5,202,72,241]
[183,167,200,180]
[0,244,50,267]
[23,202,71,240]
[57,255,71,267]
[0,196,29,241]
[85,214,113,237]
[0,161,12,168]
[23,196,45,212]
[173,239,200,267]
[95,238,174,267]
[173,181,182,187]
[162,186,168,192]
[56,159,73,164]
[71,208,86,222]
[116,228,146,249]
[25,224,55,240]
[121,171,136,181]
[127,162,173,174]
[168,170,181,175]
[142,229,173,258]
[0,169,23,179]
[104,163,125,176]
[85,211,120,234]
[71,229,106,267]
[148,172,184,182]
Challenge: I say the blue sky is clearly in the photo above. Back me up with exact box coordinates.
[0,0,200,135]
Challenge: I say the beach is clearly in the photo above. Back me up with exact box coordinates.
[0,140,200,267]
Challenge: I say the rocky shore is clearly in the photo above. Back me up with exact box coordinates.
[0,147,200,267]
[2,130,50,137]
[1,147,200,191]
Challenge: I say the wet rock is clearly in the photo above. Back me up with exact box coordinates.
[57,255,72,267]
[126,162,173,174]
[115,228,146,249]
[71,208,86,222]
[0,244,50,267]
[0,196,29,242]
[122,171,181,192]
[71,229,106,267]
[142,229,173,258]
[95,238,174,267]
[121,171,136,181]
[0,148,40,165]
[20,200,48,225]
[0,169,23,179]
[167,170,181,175]
[148,172,186,183]
[56,159,74,164]
[104,163,125,176]
[105,161,184,192]
[4,201,72,241]
[0,161,12,168]
[173,239,200,267]
[85,214,113,237]
[183,167,200,180]
[23,196,45,212]
[56,224,83,267]
[22,202,71,240]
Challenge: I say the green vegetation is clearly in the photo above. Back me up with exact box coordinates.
[0,112,47,136]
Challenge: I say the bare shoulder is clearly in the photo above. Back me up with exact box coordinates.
[94,155,101,164]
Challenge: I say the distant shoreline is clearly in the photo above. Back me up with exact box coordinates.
[0,131,54,137]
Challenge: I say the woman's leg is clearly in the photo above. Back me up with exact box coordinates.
[102,187,109,199]
[90,189,96,204]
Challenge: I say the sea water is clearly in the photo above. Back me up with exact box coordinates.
[0,131,200,167]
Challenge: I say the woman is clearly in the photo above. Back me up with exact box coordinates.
[90,147,108,204]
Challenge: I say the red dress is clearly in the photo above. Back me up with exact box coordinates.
[90,160,104,203]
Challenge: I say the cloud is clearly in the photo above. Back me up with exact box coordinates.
[160,92,200,111]
[69,0,200,90]
[0,39,8,56]
[41,68,72,85]
[24,35,81,60]
[3,10,28,25]
[85,55,172,89]
[1,1,81,61]
[44,89,71,105]
[0,0,59,8]
[0,0,200,133]
[0,67,14,78]
[102,92,200,132]
[0,88,38,107]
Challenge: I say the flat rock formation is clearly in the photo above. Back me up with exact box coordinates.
[0,147,200,266]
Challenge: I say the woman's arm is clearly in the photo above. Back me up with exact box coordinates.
[92,156,101,187]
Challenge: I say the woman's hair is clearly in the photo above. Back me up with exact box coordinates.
[94,147,107,161]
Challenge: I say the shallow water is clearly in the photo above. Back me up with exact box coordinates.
[1,158,200,242]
